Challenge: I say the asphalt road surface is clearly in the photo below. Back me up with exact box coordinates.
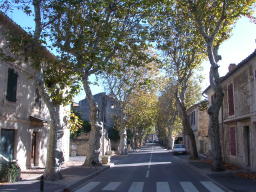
[74,143,227,192]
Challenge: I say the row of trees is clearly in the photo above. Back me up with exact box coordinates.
[1,0,255,179]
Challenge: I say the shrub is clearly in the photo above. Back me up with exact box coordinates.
[0,161,21,182]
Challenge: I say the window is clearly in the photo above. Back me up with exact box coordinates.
[227,83,234,116]
[0,129,15,160]
[190,111,195,125]
[6,68,18,102]
[229,127,236,156]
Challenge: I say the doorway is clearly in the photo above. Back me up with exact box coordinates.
[244,126,250,167]
[31,132,37,166]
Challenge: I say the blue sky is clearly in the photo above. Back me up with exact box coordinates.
[201,16,256,88]
[7,10,256,102]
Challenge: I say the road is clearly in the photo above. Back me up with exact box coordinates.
[74,143,227,192]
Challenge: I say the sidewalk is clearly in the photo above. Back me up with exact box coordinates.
[0,156,110,192]
[175,154,256,192]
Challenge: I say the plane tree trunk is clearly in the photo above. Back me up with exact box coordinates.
[176,96,198,160]
[44,104,64,180]
[82,73,101,166]
[206,42,224,171]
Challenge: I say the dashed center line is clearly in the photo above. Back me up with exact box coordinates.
[146,170,150,178]
[145,146,153,178]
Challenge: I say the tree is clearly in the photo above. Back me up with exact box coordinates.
[102,58,162,154]
[156,84,180,149]
[150,3,206,159]
[125,90,158,148]
[173,0,256,170]
[1,1,79,180]
[68,112,91,139]
[47,0,152,166]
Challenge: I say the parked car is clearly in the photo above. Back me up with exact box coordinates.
[172,144,187,155]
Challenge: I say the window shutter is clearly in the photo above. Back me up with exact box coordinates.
[228,84,234,115]
[229,127,236,156]
[6,68,18,102]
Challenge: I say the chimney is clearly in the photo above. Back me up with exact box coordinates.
[228,63,236,72]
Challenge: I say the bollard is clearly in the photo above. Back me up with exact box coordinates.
[40,175,44,192]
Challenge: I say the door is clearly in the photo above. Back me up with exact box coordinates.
[199,140,204,154]
[0,129,15,160]
[244,126,250,167]
[31,132,37,166]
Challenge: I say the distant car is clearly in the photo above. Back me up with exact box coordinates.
[173,144,187,155]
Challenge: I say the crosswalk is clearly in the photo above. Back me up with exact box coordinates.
[75,181,225,192]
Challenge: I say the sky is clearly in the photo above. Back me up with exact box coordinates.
[6,9,256,103]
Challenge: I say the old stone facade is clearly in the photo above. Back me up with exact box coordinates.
[185,102,210,155]
[78,93,120,131]
[0,13,70,170]
[71,93,120,156]
[205,49,256,171]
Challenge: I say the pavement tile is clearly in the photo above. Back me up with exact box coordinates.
[175,154,256,192]
[0,163,110,192]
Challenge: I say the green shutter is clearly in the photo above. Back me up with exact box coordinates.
[6,68,18,102]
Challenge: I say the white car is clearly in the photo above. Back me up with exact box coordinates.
[173,144,187,155]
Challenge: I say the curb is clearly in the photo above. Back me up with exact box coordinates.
[54,165,110,192]
[173,155,233,192]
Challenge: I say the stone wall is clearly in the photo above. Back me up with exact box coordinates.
[207,52,256,171]
[186,103,210,155]
[78,93,121,131]
[0,16,70,170]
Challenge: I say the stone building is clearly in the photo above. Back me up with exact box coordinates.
[78,93,120,131]
[71,93,121,156]
[0,12,70,170]
[204,49,256,171]
[185,102,210,155]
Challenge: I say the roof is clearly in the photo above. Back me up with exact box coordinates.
[187,100,207,112]
[203,49,256,94]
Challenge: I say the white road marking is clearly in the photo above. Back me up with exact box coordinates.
[145,146,153,178]
[201,181,225,192]
[157,182,171,192]
[102,182,121,191]
[128,182,144,192]
[75,182,100,192]
[180,181,199,192]
[145,170,150,178]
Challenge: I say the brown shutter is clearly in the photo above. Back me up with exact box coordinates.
[229,127,236,156]
[228,84,234,115]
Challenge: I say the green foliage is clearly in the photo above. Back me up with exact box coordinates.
[126,129,133,144]
[0,161,21,183]
[156,84,182,143]
[125,90,158,142]
[47,0,153,78]
[185,74,203,108]
[199,100,209,111]
[69,112,91,139]
[108,128,120,142]
[177,0,256,47]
